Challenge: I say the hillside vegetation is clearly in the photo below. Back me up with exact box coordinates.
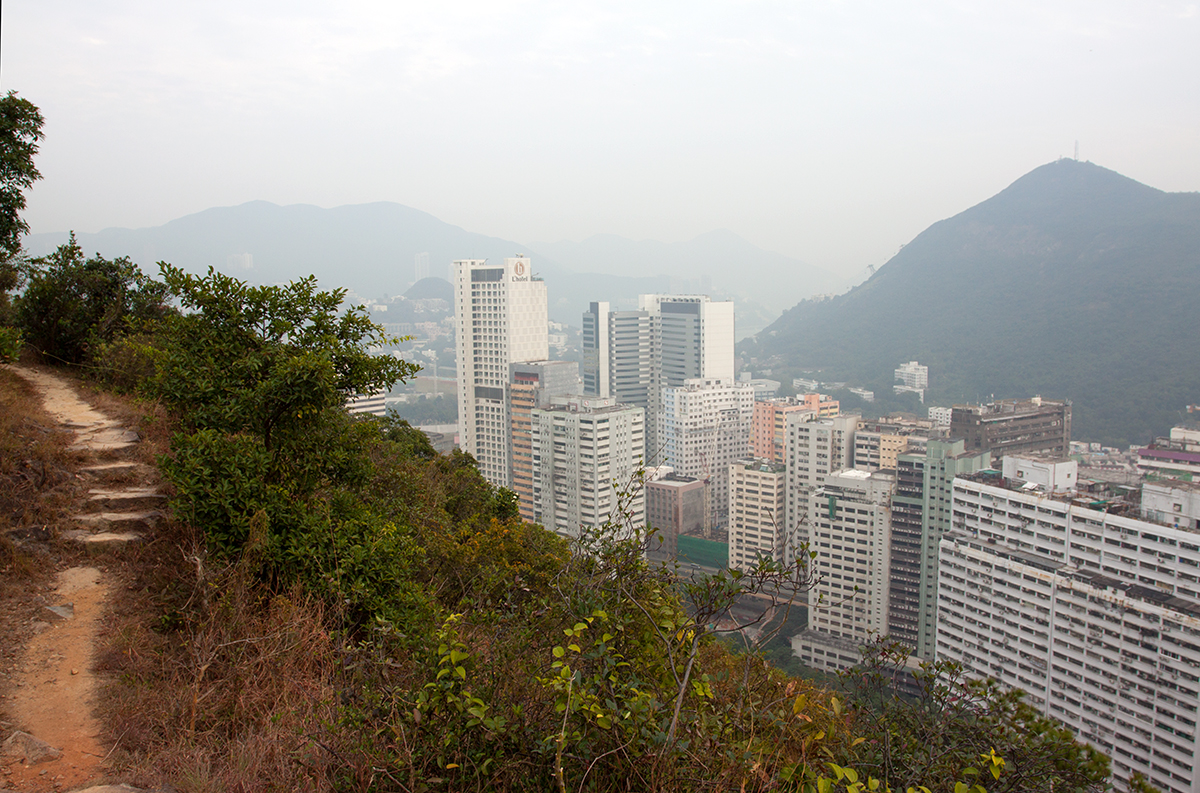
[741,160,1200,447]
[0,232,1118,791]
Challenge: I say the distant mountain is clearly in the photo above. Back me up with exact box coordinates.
[530,230,849,315]
[405,277,453,302]
[740,160,1200,448]
[25,201,669,325]
[28,203,844,334]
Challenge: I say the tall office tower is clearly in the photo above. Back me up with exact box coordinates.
[510,361,580,522]
[645,472,706,560]
[939,463,1200,793]
[727,459,787,570]
[888,439,991,658]
[530,396,645,539]
[581,301,653,409]
[751,398,816,464]
[659,378,754,528]
[792,469,895,674]
[784,413,859,562]
[950,396,1071,458]
[454,256,548,487]
[414,252,430,282]
[644,294,735,454]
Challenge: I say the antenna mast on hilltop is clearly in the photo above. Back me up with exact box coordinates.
[1074,140,1079,161]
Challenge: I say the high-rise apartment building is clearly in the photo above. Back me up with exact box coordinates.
[509,361,580,522]
[792,469,895,674]
[454,256,548,487]
[530,396,645,539]
[950,396,1071,458]
[890,440,991,658]
[659,378,754,527]
[728,459,787,570]
[752,399,816,464]
[784,413,860,562]
[939,463,1200,793]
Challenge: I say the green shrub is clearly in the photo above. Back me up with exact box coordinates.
[16,233,171,364]
[0,325,20,363]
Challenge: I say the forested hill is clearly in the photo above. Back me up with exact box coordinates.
[740,160,1200,447]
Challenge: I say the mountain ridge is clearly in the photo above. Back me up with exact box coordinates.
[743,160,1200,447]
[26,201,839,332]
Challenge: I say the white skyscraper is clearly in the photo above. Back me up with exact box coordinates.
[454,256,548,487]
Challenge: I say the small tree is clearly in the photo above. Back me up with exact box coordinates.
[0,91,45,359]
[16,234,172,364]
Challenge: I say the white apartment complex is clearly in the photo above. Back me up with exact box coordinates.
[784,413,860,562]
[728,459,787,570]
[658,378,754,528]
[530,395,645,539]
[894,361,929,390]
[793,469,896,674]
[939,463,1200,793]
[454,256,548,487]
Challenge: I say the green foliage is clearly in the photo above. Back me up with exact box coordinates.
[0,91,43,261]
[154,264,417,445]
[16,234,172,364]
[0,325,21,363]
[839,638,1109,793]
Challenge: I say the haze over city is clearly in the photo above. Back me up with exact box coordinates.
[4,0,1199,279]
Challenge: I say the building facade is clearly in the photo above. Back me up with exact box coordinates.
[784,413,860,563]
[889,439,992,658]
[751,398,816,464]
[659,378,754,529]
[645,472,706,561]
[950,397,1072,459]
[728,459,787,570]
[530,395,645,539]
[509,361,580,521]
[939,464,1200,793]
[454,256,548,486]
[792,469,895,674]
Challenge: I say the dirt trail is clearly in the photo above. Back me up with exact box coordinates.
[1,365,156,793]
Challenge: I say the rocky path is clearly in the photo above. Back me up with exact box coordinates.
[1,366,163,793]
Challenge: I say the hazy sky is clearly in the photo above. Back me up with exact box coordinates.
[3,1,1198,278]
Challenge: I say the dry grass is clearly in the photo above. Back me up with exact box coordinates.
[0,366,79,542]
[96,516,343,793]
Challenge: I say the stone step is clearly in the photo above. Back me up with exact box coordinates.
[78,461,148,475]
[85,487,168,511]
[68,422,140,453]
[60,529,145,546]
[73,510,163,532]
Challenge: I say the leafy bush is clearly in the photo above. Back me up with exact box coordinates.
[16,234,172,364]
[0,324,20,363]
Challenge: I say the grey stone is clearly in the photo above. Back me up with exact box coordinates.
[43,604,74,621]
[2,730,62,764]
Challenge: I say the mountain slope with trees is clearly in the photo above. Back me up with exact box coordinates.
[741,159,1200,447]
